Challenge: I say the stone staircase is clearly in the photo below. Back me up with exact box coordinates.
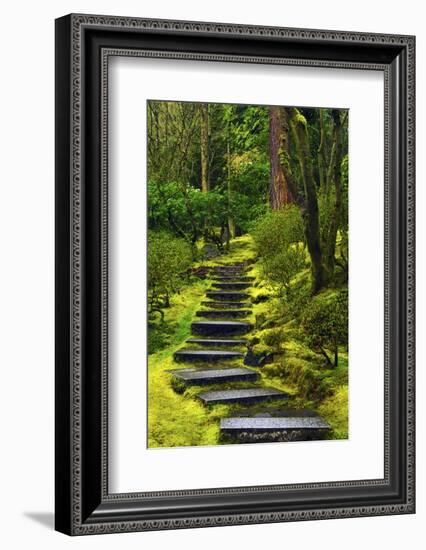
[168,262,330,444]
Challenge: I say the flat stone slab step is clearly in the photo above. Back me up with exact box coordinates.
[174,349,243,362]
[220,416,330,442]
[213,276,254,282]
[221,416,330,431]
[202,301,251,309]
[187,338,249,347]
[213,272,253,276]
[197,387,288,405]
[206,291,250,302]
[170,367,258,385]
[234,408,318,418]
[196,309,251,319]
[192,320,252,336]
[212,282,251,290]
[212,267,246,273]
[213,263,247,269]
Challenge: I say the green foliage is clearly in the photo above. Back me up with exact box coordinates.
[286,279,312,319]
[148,101,271,243]
[148,231,192,319]
[149,177,268,250]
[301,289,348,367]
[252,206,305,253]
[149,181,231,248]
[341,154,349,230]
[229,191,267,234]
[252,207,306,294]
[262,245,306,295]
[221,104,269,155]
[229,151,269,212]
[148,101,200,185]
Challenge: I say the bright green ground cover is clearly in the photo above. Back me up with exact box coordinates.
[148,235,348,448]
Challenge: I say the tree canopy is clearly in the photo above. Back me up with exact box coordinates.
[148,100,348,295]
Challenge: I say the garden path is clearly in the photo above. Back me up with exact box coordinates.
[169,262,330,444]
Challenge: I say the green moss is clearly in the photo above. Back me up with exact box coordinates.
[148,353,222,448]
[261,328,286,349]
[318,386,349,439]
[293,110,308,129]
[195,234,257,269]
[148,279,219,448]
[148,232,348,447]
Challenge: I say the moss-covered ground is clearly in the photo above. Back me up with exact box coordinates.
[148,234,348,448]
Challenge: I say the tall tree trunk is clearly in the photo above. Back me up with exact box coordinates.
[288,108,328,293]
[325,110,343,274]
[227,116,235,242]
[200,103,209,192]
[317,109,328,192]
[269,106,292,209]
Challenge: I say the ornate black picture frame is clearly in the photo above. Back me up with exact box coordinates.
[55,13,415,535]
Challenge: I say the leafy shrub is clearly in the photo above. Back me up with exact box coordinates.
[148,177,268,250]
[252,206,304,257]
[252,206,306,295]
[148,231,193,319]
[261,245,306,295]
[301,289,348,367]
[148,181,230,250]
[286,281,312,319]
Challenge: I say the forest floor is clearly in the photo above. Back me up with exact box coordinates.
[147,234,348,448]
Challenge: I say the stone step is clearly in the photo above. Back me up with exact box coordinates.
[213,276,254,282]
[186,338,249,347]
[196,309,251,319]
[197,387,288,405]
[212,267,246,274]
[213,268,246,273]
[213,262,247,269]
[220,416,330,442]
[212,282,251,290]
[191,320,252,336]
[206,291,250,302]
[202,301,252,309]
[174,349,243,362]
[170,367,258,385]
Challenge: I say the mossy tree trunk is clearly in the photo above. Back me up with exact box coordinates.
[325,109,344,274]
[288,108,328,293]
[226,115,235,243]
[317,109,328,192]
[200,103,209,193]
[269,106,292,209]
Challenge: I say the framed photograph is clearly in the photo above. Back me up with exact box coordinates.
[55,14,415,535]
